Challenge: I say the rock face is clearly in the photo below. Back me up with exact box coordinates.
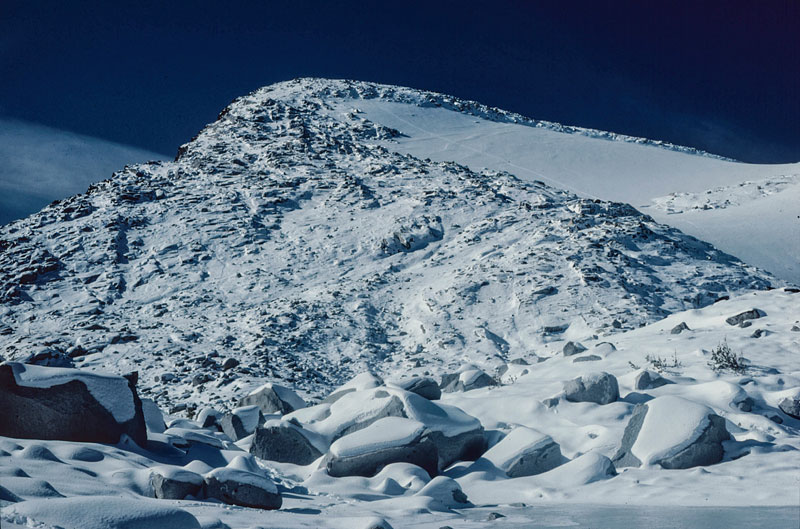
[481,427,564,477]
[250,421,324,465]
[613,395,730,469]
[325,417,439,477]
[634,370,671,390]
[778,396,800,419]
[239,383,306,415]
[393,377,441,400]
[203,467,281,510]
[563,372,619,405]
[0,362,146,446]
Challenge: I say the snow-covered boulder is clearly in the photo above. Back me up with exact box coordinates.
[325,417,439,477]
[195,407,223,429]
[634,370,672,390]
[414,476,470,510]
[391,376,441,400]
[239,382,306,415]
[563,372,619,404]
[250,420,325,465]
[203,456,281,510]
[778,395,800,419]
[0,362,146,445]
[219,405,264,441]
[440,368,495,393]
[150,466,203,500]
[612,395,730,469]
[480,427,564,477]
[289,385,485,470]
[537,452,617,487]
[324,372,384,403]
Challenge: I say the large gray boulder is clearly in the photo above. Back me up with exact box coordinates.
[425,427,486,470]
[725,309,765,326]
[481,427,563,477]
[634,370,672,390]
[393,377,441,400]
[239,383,306,415]
[150,467,203,500]
[440,368,495,393]
[250,420,325,465]
[562,341,587,356]
[613,395,730,469]
[778,395,800,419]
[563,372,619,405]
[0,362,146,446]
[203,458,281,510]
[324,417,439,477]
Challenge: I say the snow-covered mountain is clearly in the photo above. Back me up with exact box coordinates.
[1,79,799,529]
[263,79,799,283]
[0,79,776,409]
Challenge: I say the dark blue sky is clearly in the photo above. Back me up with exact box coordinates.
[2,1,798,163]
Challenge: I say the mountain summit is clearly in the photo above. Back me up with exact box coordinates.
[0,79,773,408]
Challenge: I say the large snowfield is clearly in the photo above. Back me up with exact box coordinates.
[0,79,798,528]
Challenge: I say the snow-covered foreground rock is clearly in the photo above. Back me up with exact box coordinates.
[0,79,798,527]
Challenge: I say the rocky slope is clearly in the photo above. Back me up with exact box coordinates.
[0,79,774,412]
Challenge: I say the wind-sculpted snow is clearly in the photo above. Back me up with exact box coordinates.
[0,79,773,413]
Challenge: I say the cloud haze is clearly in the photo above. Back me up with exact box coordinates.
[0,119,165,225]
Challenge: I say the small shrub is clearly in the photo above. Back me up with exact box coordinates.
[645,352,682,374]
[707,339,747,374]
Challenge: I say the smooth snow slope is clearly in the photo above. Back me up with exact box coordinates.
[326,100,799,283]
[0,118,165,226]
[250,80,797,283]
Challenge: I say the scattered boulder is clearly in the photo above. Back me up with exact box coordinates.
[563,372,619,405]
[393,377,441,400]
[440,368,495,393]
[221,358,239,370]
[671,322,690,334]
[0,362,146,445]
[634,370,671,390]
[481,427,564,477]
[325,417,438,477]
[250,420,325,465]
[203,468,281,510]
[573,355,601,363]
[203,456,281,510]
[612,395,730,469]
[219,405,264,441]
[726,309,765,326]
[150,467,203,500]
[239,383,306,415]
[778,396,800,419]
[562,341,587,356]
